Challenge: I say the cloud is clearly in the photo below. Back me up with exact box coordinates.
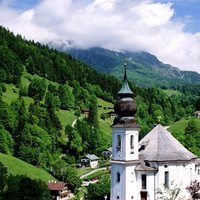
[0,0,200,73]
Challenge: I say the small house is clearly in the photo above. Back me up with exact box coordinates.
[102,147,112,157]
[194,111,200,117]
[81,108,89,117]
[81,154,99,168]
[46,181,70,200]
[107,110,116,118]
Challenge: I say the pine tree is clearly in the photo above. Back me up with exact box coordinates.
[87,94,99,128]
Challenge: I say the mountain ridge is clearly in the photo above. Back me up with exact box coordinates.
[56,46,200,88]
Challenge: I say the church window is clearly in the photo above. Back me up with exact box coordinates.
[117,135,121,151]
[130,135,134,149]
[117,172,120,182]
[164,171,169,187]
[141,174,146,189]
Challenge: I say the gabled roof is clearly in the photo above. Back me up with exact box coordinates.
[46,182,67,191]
[139,124,197,162]
[82,154,99,160]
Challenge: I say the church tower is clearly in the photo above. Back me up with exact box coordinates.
[110,61,140,200]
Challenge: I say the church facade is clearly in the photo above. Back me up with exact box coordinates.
[110,63,200,200]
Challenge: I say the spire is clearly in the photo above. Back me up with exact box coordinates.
[124,59,127,82]
[117,59,133,96]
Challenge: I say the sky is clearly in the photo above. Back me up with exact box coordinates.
[0,0,200,74]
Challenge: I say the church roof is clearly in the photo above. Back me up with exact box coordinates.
[135,160,158,172]
[139,124,197,162]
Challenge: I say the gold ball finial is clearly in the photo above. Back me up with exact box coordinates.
[157,116,162,123]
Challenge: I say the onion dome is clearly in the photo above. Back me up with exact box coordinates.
[113,61,138,127]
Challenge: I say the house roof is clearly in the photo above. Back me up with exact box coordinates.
[46,182,67,191]
[139,124,197,162]
[83,154,99,160]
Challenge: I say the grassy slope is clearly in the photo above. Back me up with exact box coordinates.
[163,89,181,96]
[97,98,113,136]
[0,153,56,181]
[168,117,200,133]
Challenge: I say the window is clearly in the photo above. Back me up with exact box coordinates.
[117,172,120,182]
[117,135,121,151]
[141,174,147,189]
[130,135,134,149]
[164,171,169,187]
[198,169,200,175]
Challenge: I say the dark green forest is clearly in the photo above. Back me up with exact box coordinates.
[0,25,200,197]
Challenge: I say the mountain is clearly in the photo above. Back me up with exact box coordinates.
[60,47,200,88]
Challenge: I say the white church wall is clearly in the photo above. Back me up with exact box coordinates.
[110,163,139,200]
[124,165,138,200]
[152,161,196,199]
[195,166,200,182]
[136,171,156,200]
[147,173,156,200]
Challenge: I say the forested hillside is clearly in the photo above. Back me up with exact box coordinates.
[65,47,200,93]
[0,25,200,196]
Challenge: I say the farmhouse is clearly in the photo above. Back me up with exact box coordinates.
[81,154,99,168]
[46,181,71,200]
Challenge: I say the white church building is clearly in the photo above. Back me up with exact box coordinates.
[110,63,200,200]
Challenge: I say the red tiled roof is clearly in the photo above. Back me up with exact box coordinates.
[46,182,67,191]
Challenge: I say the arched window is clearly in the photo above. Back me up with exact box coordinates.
[117,172,120,182]
[116,135,121,151]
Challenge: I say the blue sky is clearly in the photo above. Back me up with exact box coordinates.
[0,0,200,73]
[170,1,200,33]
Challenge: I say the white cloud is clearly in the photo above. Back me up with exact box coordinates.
[0,0,200,73]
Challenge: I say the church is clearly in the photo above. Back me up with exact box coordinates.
[110,62,200,200]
